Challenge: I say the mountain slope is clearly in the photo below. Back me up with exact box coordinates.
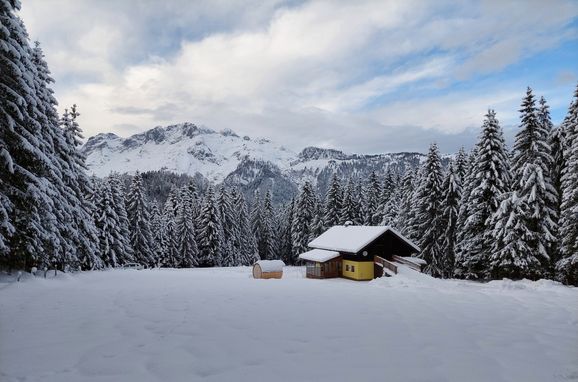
[83,123,295,183]
[82,122,434,202]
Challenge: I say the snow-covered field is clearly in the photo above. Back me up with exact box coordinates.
[1,267,577,382]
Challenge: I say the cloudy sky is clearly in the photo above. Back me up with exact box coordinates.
[19,0,578,154]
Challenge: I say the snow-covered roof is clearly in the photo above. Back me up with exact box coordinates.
[255,260,285,272]
[308,225,420,254]
[298,249,340,263]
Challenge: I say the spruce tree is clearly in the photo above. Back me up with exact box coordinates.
[94,182,122,267]
[162,199,179,267]
[176,186,199,267]
[340,178,362,225]
[231,189,258,265]
[58,103,102,270]
[150,204,166,266]
[216,185,235,265]
[126,172,155,266]
[375,169,396,225]
[489,191,540,279]
[438,162,461,277]
[507,89,557,273]
[414,143,445,277]
[323,174,342,228]
[394,168,416,232]
[279,199,295,264]
[197,187,223,267]
[250,191,262,255]
[549,124,565,263]
[0,6,67,270]
[107,174,134,265]
[308,200,325,242]
[454,110,511,279]
[454,147,468,182]
[556,84,578,285]
[292,181,316,260]
[404,168,425,242]
[362,172,380,225]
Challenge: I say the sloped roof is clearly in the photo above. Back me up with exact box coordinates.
[298,249,340,263]
[308,225,420,254]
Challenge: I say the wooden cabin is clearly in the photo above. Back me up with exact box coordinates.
[301,225,422,280]
[252,260,285,279]
[298,249,342,279]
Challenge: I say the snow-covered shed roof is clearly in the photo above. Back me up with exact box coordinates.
[298,249,340,263]
[254,260,285,272]
[308,225,420,254]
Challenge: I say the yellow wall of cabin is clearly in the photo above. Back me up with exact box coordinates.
[342,259,373,280]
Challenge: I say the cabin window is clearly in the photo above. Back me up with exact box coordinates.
[351,265,355,272]
[345,265,350,271]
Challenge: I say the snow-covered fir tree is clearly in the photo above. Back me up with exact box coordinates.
[403,168,425,242]
[362,172,380,225]
[176,186,199,267]
[548,123,566,262]
[394,168,416,233]
[197,187,223,267]
[94,181,122,267]
[216,185,236,265]
[375,168,396,225]
[438,162,461,277]
[58,103,102,270]
[256,190,275,260]
[556,84,578,285]
[489,191,541,279]
[231,189,258,265]
[506,89,557,274]
[126,172,155,267]
[108,174,134,264]
[278,199,295,264]
[340,178,362,225]
[161,197,179,267]
[308,200,325,242]
[323,173,342,228]
[250,190,262,255]
[149,204,166,266]
[292,181,316,260]
[454,147,468,182]
[381,183,402,227]
[414,143,445,277]
[454,110,511,279]
[0,8,97,271]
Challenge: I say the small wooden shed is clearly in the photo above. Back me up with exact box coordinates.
[253,260,285,279]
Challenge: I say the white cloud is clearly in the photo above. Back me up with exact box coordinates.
[17,0,578,153]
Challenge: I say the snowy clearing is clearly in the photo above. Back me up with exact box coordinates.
[1,267,577,382]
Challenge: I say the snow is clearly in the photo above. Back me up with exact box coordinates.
[81,123,429,186]
[83,124,295,183]
[309,225,420,253]
[1,268,577,382]
[404,256,427,265]
[255,259,285,272]
[298,248,340,262]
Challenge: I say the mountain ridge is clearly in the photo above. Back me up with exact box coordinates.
[82,122,437,203]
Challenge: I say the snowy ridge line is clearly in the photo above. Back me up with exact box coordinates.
[82,122,440,186]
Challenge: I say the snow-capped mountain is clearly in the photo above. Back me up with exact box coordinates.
[83,123,295,183]
[83,122,432,202]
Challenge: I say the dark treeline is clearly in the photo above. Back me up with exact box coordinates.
[1,2,577,285]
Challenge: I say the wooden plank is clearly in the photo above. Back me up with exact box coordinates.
[392,255,422,272]
[374,256,397,275]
